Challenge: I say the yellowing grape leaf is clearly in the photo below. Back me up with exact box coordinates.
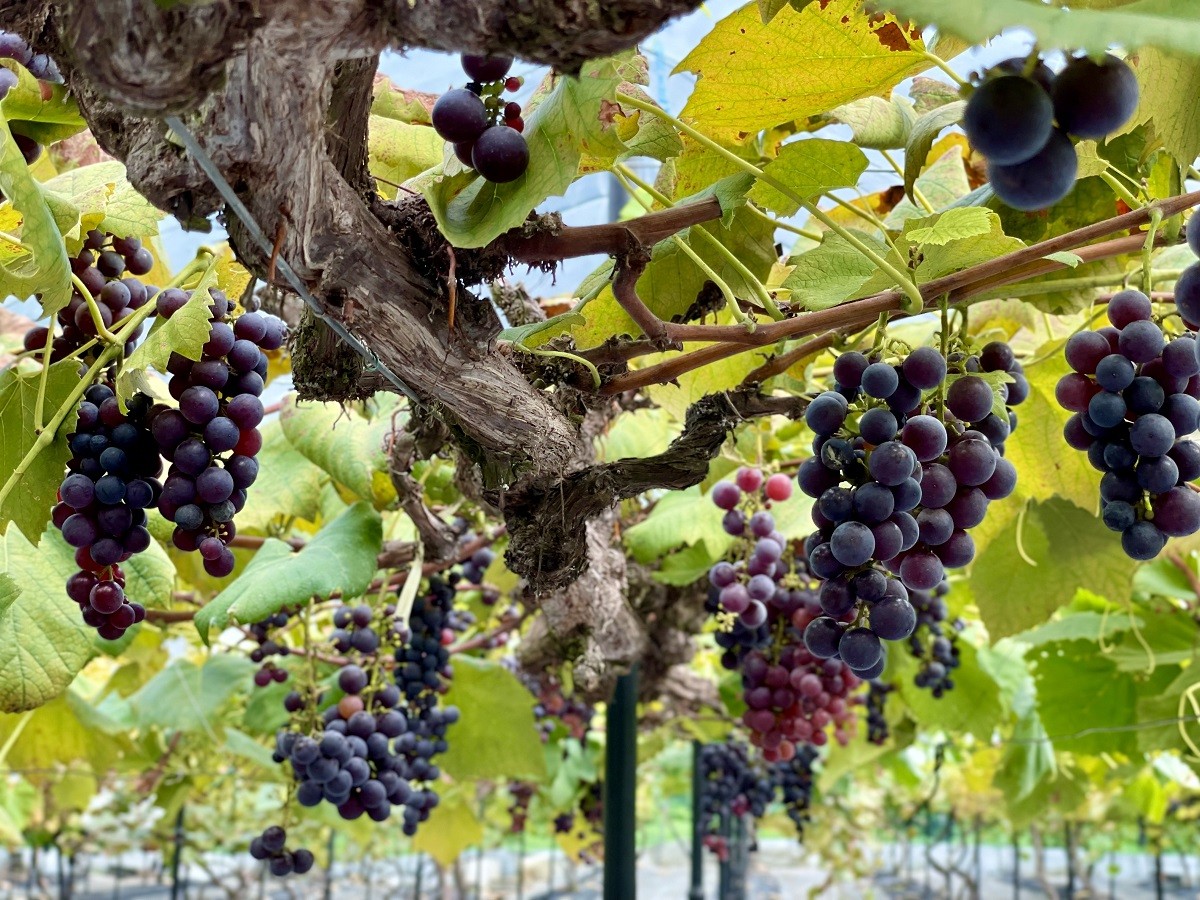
[877,0,1200,58]
[1131,47,1200,168]
[677,0,929,140]
[748,138,868,215]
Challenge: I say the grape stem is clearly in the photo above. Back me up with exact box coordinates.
[33,321,56,430]
[71,272,122,345]
[601,190,1200,395]
[613,166,751,328]
[1142,209,1163,297]
[1100,169,1143,210]
[0,342,122,519]
[612,91,927,316]
[616,163,780,323]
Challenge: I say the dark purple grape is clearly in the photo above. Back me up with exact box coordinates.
[196,466,234,504]
[870,596,917,641]
[901,415,948,462]
[805,391,847,436]
[902,347,947,390]
[1095,354,1136,392]
[173,438,212,476]
[833,351,869,388]
[180,386,219,425]
[861,362,899,399]
[471,126,529,183]
[803,617,844,659]
[1052,54,1138,139]
[203,417,241,453]
[432,88,488,143]
[963,75,1053,165]
[1118,319,1165,365]
[228,339,262,374]
[987,128,1077,211]
[946,375,993,423]
[1065,331,1110,375]
[868,441,915,487]
[461,54,513,82]
[859,408,898,445]
[1130,414,1175,458]
[1121,520,1165,560]
[829,521,875,567]
[838,627,883,671]
[899,551,944,591]
[1107,289,1152,329]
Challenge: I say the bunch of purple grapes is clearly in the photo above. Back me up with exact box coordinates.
[151,292,285,578]
[698,740,775,860]
[962,53,1138,210]
[248,609,295,687]
[0,30,63,165]
[23,231,156,363]
[798,340,1022,679]
[391,575,465,836]
[773,744,819,840]
[865,680,893,745]
[248,826,313,878]
[707,468,862,759]
[54,384,158,639]
[1056,288,1200,559]
[275,601,420,829]
[908,581,962,696]
[431,55,529,183]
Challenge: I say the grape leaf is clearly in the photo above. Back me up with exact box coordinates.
[0,122,72,317]
[115,260,217,407]
[1131,47,1200,167]
[830,95,917,149]
[127,654,254,733]
[41,160,161,243]
[885,145,973,226]
[1030,638,1142,755]
[193,501,382,643]
[876,0,1200,58]
[0,360,80,543]
[748,139,869,216]
[420,55,629,248]
[624,485,733,561]
[367,116,444,200]
[437,656,547,781]
[971,499,1137,640]
[279,394,400,509]
[903,101,965,198]
[0,62,85,145]
[412,790,483,867]
[677,0,929,139]
[781,230,890,311]
[891,641,1003,739]
[904,206,993,245]
[0,525,95,712]
[236,419,325,532]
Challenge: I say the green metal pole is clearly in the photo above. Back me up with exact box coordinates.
[689,741,704,900]
[604,664,639,900]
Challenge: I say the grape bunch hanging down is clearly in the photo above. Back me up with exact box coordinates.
[908,581,962,696]
[431,54,529,183]
[248,609,295,687]
[1057,288,1200,559]
[0,30,63,166]
[775,744,819,840]
[698,740,775,860]
[865,681,893,745]
[55,384,158,639]
[707,468,862,760]
[151,293,285,578]
[798,339,1022,679]
[248,826,313,878]
[269,576,466,851]
[962,53,1138,210]
[23,230,156,364]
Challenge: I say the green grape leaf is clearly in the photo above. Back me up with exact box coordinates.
[367,116,444,200]
[437,656,548,781]
[412,790,483,867]
[904,101,965,198]
[127,654,255,733]
[876,0,1200,58]
[0,360,80,543]
[235,419,325,532]
[677,0,929,139]
[891,641,1003,739]
[193,502,382,643]
[115,261,217,407]
[748,139,869,216]
[420,55,629,248]
[0,526,95,712]
[624,486,733,561]
[971,499,1137,640]
[0,123,72,317]
[41,160,161,244]
[994,709,1057,802]
[0,62,86,145]
[782,230,890,311]
[903,206,994,245]
[119,538,176,610]
[1030,638,1143,755]
[884,145,973,226]
[279,394,400,509]
[1131,47,1200,167]
[830,95,917,149]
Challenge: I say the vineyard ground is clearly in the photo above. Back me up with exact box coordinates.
[0,840,1196,899]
